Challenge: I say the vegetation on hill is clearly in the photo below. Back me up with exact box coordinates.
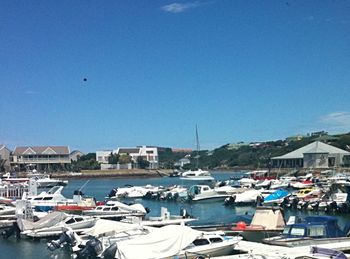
[159,132,350,169]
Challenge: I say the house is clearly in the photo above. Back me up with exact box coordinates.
[174,157,191,167]
[96,146,159,169]
[0,144,11,172]
[271,141,350,169]
[70,150,84,162]
[11,146,71,171]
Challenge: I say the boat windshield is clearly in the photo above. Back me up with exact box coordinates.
[282,226,291,235]
[290,227,305,236]
[307,226,326,237]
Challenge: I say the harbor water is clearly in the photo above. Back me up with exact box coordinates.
[1,171,350,258]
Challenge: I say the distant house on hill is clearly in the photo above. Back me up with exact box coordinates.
[174,157,191,167]
[271,141,350,169]
[11,146,71,171]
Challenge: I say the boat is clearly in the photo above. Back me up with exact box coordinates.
[18,211,97,238]
[262,189,291,206]
[23,185,69,212]
[231,206,286,242]
[82,200,148,219]
[180,125,214,181]
[108,184,162,199]
[224,189,263,206]
[180,168,215,181]
[30,174,68,188]
[263,215,350,247]
[101,225,240,259]
[55,190,97,213]
[188,185,230,202]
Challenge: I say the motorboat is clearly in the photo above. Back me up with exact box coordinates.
[224,189,263,206]
[188,185,230,202]
[55,190,97,213]
[108,184,163,199]
[23,185,69,211]
[231,206,286,242]
[101,225,239,259]
[18,211,97,238]
[30,174,68,188]
[263,215,350,247]
[263,189,291,206]
[0,204,16,216]
[180,169,215,181]
[83,200,148,219]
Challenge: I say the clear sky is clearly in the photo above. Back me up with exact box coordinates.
[1,1,350,152]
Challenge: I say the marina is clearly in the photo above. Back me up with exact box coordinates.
[1,171,350,258]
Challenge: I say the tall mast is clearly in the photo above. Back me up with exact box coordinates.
[196,124,200,168]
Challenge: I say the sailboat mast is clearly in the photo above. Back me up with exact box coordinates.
[196,124,200,169]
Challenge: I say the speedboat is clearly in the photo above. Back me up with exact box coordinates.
[231,206,286,242]
[30,174,68,188]
[188,185,230,202]
[224,189,263,206]
[180,169,215,181]
[102,225,239,259]
[263,189,290,206]
[83,200,147,219]
[18,211,97,238]
[23,186,69,211]
[263,215,350,247]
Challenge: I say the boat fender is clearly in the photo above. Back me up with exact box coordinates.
[103,243,118,259]
[236,221,247,230]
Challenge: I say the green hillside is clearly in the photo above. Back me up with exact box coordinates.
[159,132,350,169]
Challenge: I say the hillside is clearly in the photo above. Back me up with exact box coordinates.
[159,132,350,169]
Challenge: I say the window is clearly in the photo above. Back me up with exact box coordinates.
[282,226,291,235]
[290,227,305,236]
[193,239,210,246]
[111,207,119,211]
[307,226,326,237]
[103,207,110,211]
[96,207,103,210]
[34,197,44,200]
[209,237,223,243]
[43,197,53,200]
[75,217,84,222]
[65,218,76,224]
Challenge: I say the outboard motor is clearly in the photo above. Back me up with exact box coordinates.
[108,188,118,198]
[76,237,103,259]
[103,243,118,259]
[47,230,76,251]
[145,207,151,214]
[2,223,20,239]
[224,195,236,206]
[180,207,190,218]
[256,195,264,206]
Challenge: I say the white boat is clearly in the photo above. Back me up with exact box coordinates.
[18,211,97,238]
[30,174,68,188]
[180,169,215,181]
[188,185,230,201]
[0,204,16,216]
[224,189,263,206]
[103,225,239,259]
[108,185,162,199]
[180,125,214,181]
[83,200,147,218]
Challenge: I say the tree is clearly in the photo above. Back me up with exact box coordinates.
[108,152,119,164]
[119,154,132,164]
[137,156,150,169]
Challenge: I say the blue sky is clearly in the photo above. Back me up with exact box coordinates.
[1,1,350,152]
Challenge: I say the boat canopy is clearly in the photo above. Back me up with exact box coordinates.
[116,225,201,259]
[264,189,290,202]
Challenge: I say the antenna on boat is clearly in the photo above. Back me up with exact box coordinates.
[79,180,90,192]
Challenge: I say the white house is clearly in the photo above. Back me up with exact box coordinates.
[272,141,350,169]
[96,146,159,169]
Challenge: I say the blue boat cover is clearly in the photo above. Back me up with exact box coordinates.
[264,189,289,202]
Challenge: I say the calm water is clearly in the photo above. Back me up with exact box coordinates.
[1,171,349,258]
